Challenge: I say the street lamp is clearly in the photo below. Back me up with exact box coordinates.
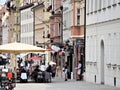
[60,5,63,46]
[84,0,86,72]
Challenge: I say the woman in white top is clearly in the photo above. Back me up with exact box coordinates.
[76,61,82,80]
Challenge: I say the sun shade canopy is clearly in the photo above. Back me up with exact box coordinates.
[0,42,46,54]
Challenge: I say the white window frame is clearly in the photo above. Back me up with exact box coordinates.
[107,0,111,7]
[89,0,91,13]
[91,0,93,13]
[101,0,106,9]
[93,0,95,12]
[94,0,97,11]
[86,0,89,14]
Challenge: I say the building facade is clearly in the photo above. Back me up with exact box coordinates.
[68,0,85,79]
[20,4,34,45]
[86,0,120,87]
[49,0,63,64]
[33,1,51,65]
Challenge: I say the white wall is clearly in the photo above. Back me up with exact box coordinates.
[86,0,120,87]
[86,0,120,25]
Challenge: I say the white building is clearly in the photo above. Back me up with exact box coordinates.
[86,0,120,87]
[20,4,34,45]
[63,0,72,42]
[2,9,9,44]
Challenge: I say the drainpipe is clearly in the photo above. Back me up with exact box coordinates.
[84,0,86,72]
[73,0,75,26]
[33,9,35,45]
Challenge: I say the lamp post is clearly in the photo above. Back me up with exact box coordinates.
[60,6,63,45]
[60,5,64,78]
[84,0,86,72]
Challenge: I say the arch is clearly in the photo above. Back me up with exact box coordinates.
[100,40,105,84]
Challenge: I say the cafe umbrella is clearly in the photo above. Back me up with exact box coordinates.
[0,42,45,54]
[0,42,46,85]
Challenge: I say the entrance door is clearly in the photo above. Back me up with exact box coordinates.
[67,55,73,79]
[101,40,104,84]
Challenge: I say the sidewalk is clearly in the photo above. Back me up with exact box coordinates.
[15,76,120,90]
[51,77,120,90]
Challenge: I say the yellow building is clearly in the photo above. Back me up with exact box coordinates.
[32,1,51,66]
[7,0,23,71]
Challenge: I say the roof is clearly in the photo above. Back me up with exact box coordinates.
[19,3,34,10]
[31,2,44,10]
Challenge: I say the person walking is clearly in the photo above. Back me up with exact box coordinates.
[63,62,68,81]
[51,65,56,78]
[76,61,82,80]
[7,71,13,80]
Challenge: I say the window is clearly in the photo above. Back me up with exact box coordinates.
[43,31,45,38]
[93,0,95,12]
[118,0,120,4]
[77,8,80,14]
[58,23,61,36]
[113,0,116,4]
[63,20,66,28]
[91,0,93,12]
[77,16,80,25]
[112,0,117,6]
[86,0,89,14]
[77,8,80,25]
[107,0,111,7]
[89,0,91,12]
[97,0,101,11]
[101,0,106,9]
[95,0,97,11]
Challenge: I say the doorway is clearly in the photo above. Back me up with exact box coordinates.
[100,40,105,84]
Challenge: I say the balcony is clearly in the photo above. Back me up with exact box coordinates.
[71,25,84,37]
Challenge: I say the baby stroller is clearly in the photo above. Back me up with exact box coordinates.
[44,71,51,83]
[36,71,44,83]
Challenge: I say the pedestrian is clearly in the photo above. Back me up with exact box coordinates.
[63,62,68,81]
[7,70,13,80]
[51,64,56,78]
[76,61,82,80]
[40,63,46,72]
[33,65,40,82]
[56,65,59,77]
[46,62,52,73]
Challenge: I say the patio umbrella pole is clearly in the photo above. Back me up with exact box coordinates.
[13,53,17,87]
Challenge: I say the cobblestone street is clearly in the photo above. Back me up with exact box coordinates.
[14,77,120,90]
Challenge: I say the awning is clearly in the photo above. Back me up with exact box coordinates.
[51,45,60,52]
[17,53,28,58]
[26,55,42,61]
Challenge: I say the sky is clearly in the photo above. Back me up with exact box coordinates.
[0,0,6,5]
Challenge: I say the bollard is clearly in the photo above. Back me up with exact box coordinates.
[114,77,116,86]
[94,75,96,83]
[71,72,73,80]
